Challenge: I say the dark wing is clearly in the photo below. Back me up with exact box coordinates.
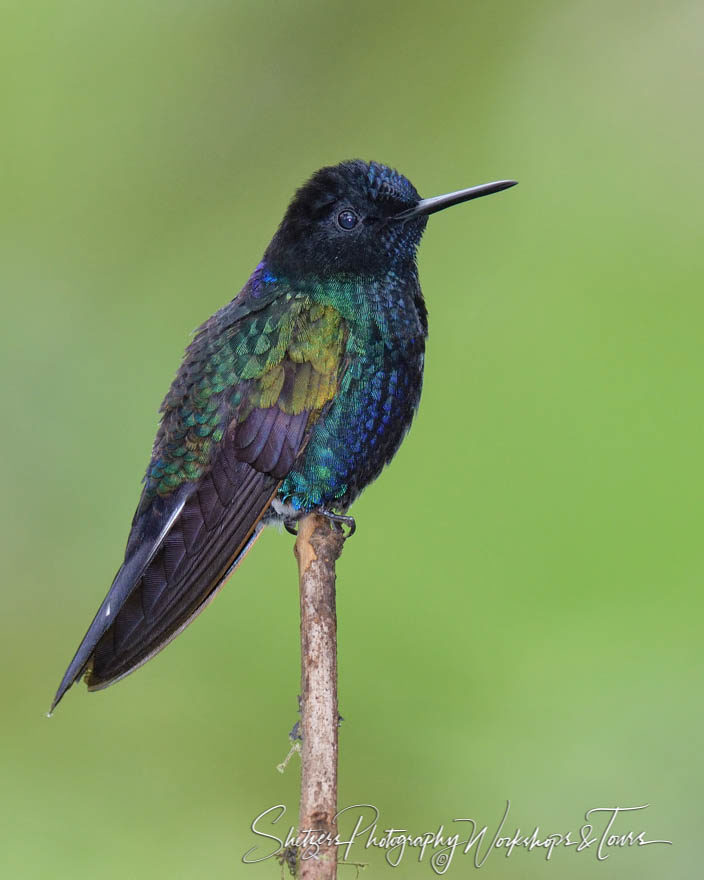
[51,292,346,711]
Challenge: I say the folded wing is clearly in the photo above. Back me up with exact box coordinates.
[51,292,347,710]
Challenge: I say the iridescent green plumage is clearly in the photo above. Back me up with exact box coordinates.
[146,282,347,499]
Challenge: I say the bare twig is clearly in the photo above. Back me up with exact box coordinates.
[294,513,345,879]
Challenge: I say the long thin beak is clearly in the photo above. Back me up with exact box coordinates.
[394,179,517,220]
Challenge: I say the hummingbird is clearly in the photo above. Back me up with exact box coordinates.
[51,160,515,711]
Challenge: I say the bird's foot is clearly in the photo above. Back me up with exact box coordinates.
[317,507,356,537]
[284,509,356,537]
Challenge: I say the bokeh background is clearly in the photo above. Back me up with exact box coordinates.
[2,1,701,877]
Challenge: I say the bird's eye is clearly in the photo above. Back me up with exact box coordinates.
[336,210,359,230]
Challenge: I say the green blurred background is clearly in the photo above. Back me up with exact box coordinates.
[1,0,701,876]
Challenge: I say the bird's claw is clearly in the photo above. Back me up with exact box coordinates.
[284,510,356,537]
[317,508,356,537]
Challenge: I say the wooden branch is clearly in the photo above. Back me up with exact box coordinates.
[294,513,345,879]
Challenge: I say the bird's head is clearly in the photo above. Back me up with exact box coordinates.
[264,160,516,279]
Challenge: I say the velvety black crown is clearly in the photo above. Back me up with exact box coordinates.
[264,160,426,278]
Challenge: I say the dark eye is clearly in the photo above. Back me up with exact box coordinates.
[337,210,359,230]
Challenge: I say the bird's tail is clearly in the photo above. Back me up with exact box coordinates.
[50,450,280,713]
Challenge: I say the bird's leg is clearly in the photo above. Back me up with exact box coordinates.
[283,518,299,536]
[317,507,356,537]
